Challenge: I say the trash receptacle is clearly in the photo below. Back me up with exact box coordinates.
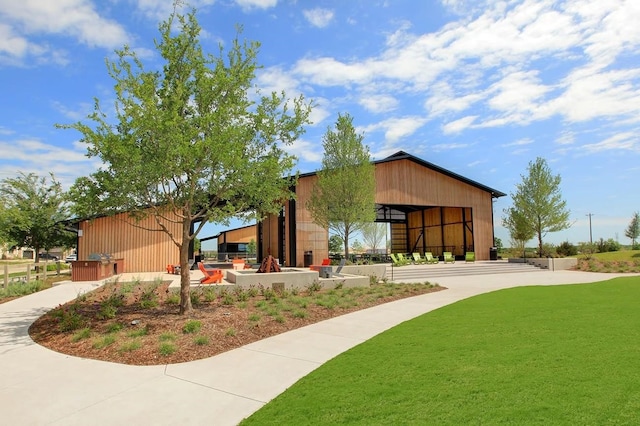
[304,251,313,267]
[489,247,498,261]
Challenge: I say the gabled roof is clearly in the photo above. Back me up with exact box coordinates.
[299,150,506,198]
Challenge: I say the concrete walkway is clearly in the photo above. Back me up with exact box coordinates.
[0,268,634,425]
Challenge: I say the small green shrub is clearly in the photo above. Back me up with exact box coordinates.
[248,313,261,322]
[190,290,202,307]
[106,322,123,333]
[71,327,92,342]
[274,315,285,323]
[119,340,142,353]
[52,304,85,332]
[166,292,180,304]
[159,332,177,342]
[92,335,116,349]
[97,303,118,320]
[293,310,307,319]
[182,320,202,334]
[194,335,209,345]
[306,280,322,294]
[159,342,176,356]
[225,327,236,336]
[128,326,149,338]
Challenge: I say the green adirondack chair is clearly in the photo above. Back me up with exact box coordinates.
[390,253,406,266]
[465,252,475,262]
[412,253,427,264]
[443,251,455,263]
[424,252,439,264]
[397,253,411,265]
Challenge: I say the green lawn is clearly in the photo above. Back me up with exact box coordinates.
[243,277,640,425]
[582,249,640,262]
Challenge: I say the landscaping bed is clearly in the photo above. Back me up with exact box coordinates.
[29,278,444,366]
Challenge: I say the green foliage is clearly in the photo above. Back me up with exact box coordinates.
[182,320,202,334]
[71,328,92,342]
[503,157,571,257]
[0,172,73,259]
[159,342,176,356]
[306,113,376,257]
[92,335,116,349]
[247,239,257,256]
[193,335,209,345]
[624,212,639,247]
[128,326,149,338]
[556,240,577,257]
[328,235,343,254]
[0,280,48,299]
[493,237,503,252]
[118,340,142,353]
[59,8,312,315]
[597,237,620,253]
[51,304,85,332]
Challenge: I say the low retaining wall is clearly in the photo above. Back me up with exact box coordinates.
[225,267,371,290]
[339,264,387,280]
[508,257,577,270]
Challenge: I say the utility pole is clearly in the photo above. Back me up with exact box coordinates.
[586,213,594,243]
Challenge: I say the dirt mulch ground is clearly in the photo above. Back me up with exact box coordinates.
[29,280,445,366]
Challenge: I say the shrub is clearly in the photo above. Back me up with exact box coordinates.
[92,335,116,349]
[194,335,209,345]
[597,238,620,253]
[71,328,92,342]
[106,322,123,333]
[159,342,176,356]
[51,304,85,332]
[556,241,578,257]
[182,320,202,334]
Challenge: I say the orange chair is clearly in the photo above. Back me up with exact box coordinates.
[197,262,223,284]
[166,264,175,274]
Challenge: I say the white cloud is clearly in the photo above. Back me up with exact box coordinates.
[289,0,640,152]
[361,116,427,144]
[582,132,639,153]
[0,137,96,188]
[0,0,129,65]
[303,8,334,28]
[234,0,278,11]
[501,138,533,148]
[442,115,476,134]
[287,138,323,164]
[358,94,398,114]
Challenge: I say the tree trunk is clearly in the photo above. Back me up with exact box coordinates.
[344,227,350,259]
[179,219,193,315]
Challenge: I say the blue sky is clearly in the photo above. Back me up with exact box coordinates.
[1,0,639,250]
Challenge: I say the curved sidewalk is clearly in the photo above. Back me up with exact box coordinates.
[0,269,631,425]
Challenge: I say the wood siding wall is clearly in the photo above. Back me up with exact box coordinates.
[292,175,329,267]
[220,226,257,244]
[78,212,181,273]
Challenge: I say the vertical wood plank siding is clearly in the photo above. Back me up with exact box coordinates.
[78,212,181,273]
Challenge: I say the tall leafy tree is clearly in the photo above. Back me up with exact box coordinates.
[504,157,571,257]
[361,222,386,254]
[0,172,72,261]
[60,9,311,314]
[306,113,376,258]
[625,212,640,248]
[502,206,535,257]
